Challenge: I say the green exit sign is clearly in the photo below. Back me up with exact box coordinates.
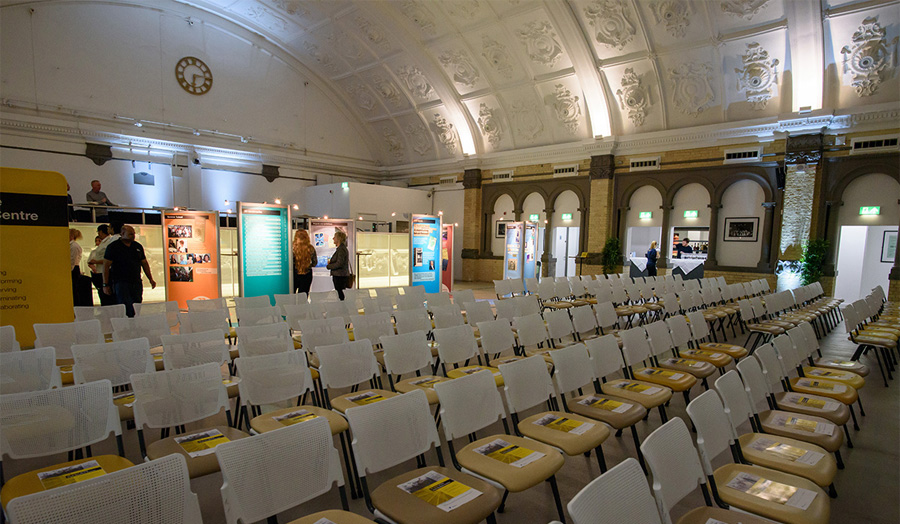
[859,206,880,215]
[684,210,699,218]
[529,214,539,221]
[561,213,573,220]
[639,211,652,219]
[341,182,349,189]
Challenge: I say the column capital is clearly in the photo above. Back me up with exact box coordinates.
[785,133,824,165]
[463,169,482,189]
[589,154,614,180]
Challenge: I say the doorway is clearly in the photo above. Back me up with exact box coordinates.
[834,225,895,302]
[552,226,579,277]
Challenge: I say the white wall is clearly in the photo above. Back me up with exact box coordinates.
[491,194,516,255]
[303,183,351,219]
[551,190,581,233]
[669,183,710,258]
[522,192,547,224]
[834,225,895,302]
[837,173,900,228]
[349,183,433,223]
[717,179,765,267]
[625,185,663,257]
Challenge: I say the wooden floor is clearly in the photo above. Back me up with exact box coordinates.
[5,281,898,523]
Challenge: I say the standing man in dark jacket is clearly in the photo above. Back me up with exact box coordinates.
[102,225,156,317]
[326,229,351,300]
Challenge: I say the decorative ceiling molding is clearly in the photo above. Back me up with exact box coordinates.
[650,0,692,39]
[548,84,582,134]
[431,114,459,155]
[477,103,503,147]
[840,16,898,97]
[515,20,565,67]
[582,0,636,50]
[735,42,779,110]
[668,62,716,116]
[720,0,770,20]
[616,68,650,126]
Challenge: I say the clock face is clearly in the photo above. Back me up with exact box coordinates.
[175,56,213,95]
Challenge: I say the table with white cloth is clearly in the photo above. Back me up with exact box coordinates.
[629,257,650,278]
[668,258,705,280]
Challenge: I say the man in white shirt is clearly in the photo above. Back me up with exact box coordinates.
[88,224,119,305]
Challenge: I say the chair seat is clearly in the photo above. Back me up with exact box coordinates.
[746,323,785,335]
[250,405,348,435]
[600,379,672,409]
[569,393,647,429]
[789,378,858,405]
[676,505,796,524]
[632,367,698,392]
[680,349,732,368]
[657,357,716,378]
[849,335,896,348]
[370,466,502,524]
[759,411,843,453]
[145,425,250,478]
[307,352,320,368]
[714,463,830,524]
[447,365,504,387]
[287,509,377,524]
[113,392,136,421]
[644,303,663,311]
[801,367,865,389]
[0,455,134,510]
[330,389,399,414]
[858,328,898,340]
[813,358,869,377]
[737,433,837,488]
[395,375,451,405]
[516,411,610,456]
[153,354,164,371]
[698,343,749,359]
[456,435,565,493]
[774,392,850,426]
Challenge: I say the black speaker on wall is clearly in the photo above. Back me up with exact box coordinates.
[775,167,786,190]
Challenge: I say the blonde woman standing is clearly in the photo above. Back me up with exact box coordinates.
[646,240,658,277]
[292,230,317,295]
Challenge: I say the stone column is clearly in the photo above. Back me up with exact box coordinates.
[758,202,777,271]
[706,199,722,267]
[585,154,614,272]
[776,133,823,291]
[461,169,482,282]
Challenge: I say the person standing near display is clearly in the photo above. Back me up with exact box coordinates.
[326,229,351,301]
[88,224,118,305]
[102,225,156,317]
[675,237,693,259]
[646,240,658,277]
[292,230,317,295]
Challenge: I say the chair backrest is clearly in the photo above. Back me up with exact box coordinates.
[298,317,345,336]
[393,308,432,335]
[215,417,344,524]
[345,390,440,475]
[187,298,227,311]
[301,328,350,356]
[283,303,318,327]
[550,343,594,397]
[571,305,598,334]
[735,355,773,413]
[536,279,557,300]
[396,293,425,311]
[452,289,476,308]
[713,370,756,430]
[402,286,426,301]
[233,295,273,309]
[161,329,229,369]
[477,319,517,357]
[5,454,202,524]
[275,293,307,309]
[316,339,379,390]
[426,292,452,310]
[236,306,281,327]
[236,322,294,358]
[234,351,313,407]
[569,278,587,297]
[594,302,618,329]
[685,390,737,477]
[72,338,154,387]
[494,279,513,298]
[309,291,339,303]
[639,418,708,524]
[508,278,526,296]
[464,301,495,326]
[644,321,674,358]
[685,311,710,340]
[33,319,104,360]
[323,301,353,323]
[352,312,395,346]
[544,309,575,341]
[0,347,61,393]
[380,330,432,377]
[518,295,542,316]
[74,305,126,336]
[494,297,518,321]
[566,458,663,524]
[178,309,229,335]
[134,301,180,328]
[514,313,549,347]
[754,343,787,390]
[433,324,480,367]
[620,326,652,367]
[585,335,625,378]
[0,325,20,352]
[111,313,170,348]
[431,304,465,329]
[0,379,120,459]
[131,363,229,429]
[434,369,506,439]
[772,333,801,370]
[664,315,691,348]
[498,355,556,414]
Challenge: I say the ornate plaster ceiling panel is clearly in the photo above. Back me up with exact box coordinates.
[461,29,530,86]
[721,32,786,118]
[393,112,435,159]
[570,0,649,62]
[505,11,574,75]
[498,85,552,147]
[712,0,785,33]
[603,59,664,133]
[228,0,302,40]
[428,106,463,158]
[634,0,711,48]
[357,65,413,114]
[333,75,390,120]
[432,41,491,96]
[376,120,408,164]
[657,47,724,128]
[464,95,510,151]
[827,7,900,106]
[535,76,590,141]
[393,0,453,42]
[335,10,402,60]
[384,54,442,105]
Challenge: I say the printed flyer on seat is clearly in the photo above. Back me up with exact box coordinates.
[175,429,230,457]
[398,470,482,512]
[473,438,544,467]
[38,460,106,489]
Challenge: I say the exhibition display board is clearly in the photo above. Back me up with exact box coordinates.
[442,224,453,292]
[163,210,221,309]
[357,232,410,289]
[410,214,441,294]
[237,202,291,304]
[503,222,524,280]
[0,168,71,347]
[523,222,538,281]
[309,219,355,293]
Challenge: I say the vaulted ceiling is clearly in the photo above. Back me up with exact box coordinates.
[188,0,899,167]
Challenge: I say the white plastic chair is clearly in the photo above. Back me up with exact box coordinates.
[275,292,307,309]
[0,347,61,393]
[72,338,154,387]
[111,313,170,348]
[74,304,126,337]
[513,313,549,351]
[283,303,319,328]
[380,330,445,403]
[494,298,519,322]
[33,319,104,360]
[179,309,230,337]
[161,329,230,369]
[393,308,432,335]
[235,306,281,327]
[571,305,599,340]
[478,319,518,361]
[431,304,465,329]
[563,458,662,524]
[352,312,395,347]
[234,323,294,358]
[6,454,202,524]
[233,295,272,309]
[315,339,387,411]
[544,309,577,347]
[426,292,452,310]
[433,324,483,374]
[309,290,339,303]
[0,325,20,352]
[452,289,476,308]
[187,297,228,311]
[396,293,425,311]
[234,351,313,416]
[134,300,180,330]
[494,279,514,299]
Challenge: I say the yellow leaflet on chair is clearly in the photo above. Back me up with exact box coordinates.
[578,396,631,413]
[397,470,482,512]
[347,392,385,405]
[175,429,230,457]
[473,438,545,467]
[38,460,106,490]
[532,414,593,435]
[274,409,318,426]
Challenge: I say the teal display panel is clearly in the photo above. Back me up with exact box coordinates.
[410,214,442,293]
[237,202,291,305]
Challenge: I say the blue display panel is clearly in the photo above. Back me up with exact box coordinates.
[523,222,537,281]
[237,202,291,304]
[410,214,441,293]
[503,222,524,280]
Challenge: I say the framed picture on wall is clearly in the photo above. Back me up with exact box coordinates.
[881,230,898,263]
[723,217,759,242]
[496,220,512,238]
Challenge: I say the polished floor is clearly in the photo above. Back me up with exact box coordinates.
[5,281,898,523]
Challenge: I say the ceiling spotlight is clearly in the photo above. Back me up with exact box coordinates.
[391,212,396,217]
[454,223,459,227]
[274,198,281,205]
[226,208,232,213]
[292,204,299,210]
[193,129,200,136]
[438,211,443,216]
[134,122,143,127]
[358,216,363,220]
[224,199,229,205]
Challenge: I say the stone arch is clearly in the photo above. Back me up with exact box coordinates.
[620,178,668,210]
[665,176,714,207]
[714,171,775,204]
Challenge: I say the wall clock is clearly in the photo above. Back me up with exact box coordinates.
[175,56,213,95]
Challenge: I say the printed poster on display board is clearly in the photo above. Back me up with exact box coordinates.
[503,222,524,280]
[237,202,291,304]
[523,222,538,281]
[163,210,221,309]
[410,214,441,294]
[0,168,71,347]
[309,219,355,293]
[441,224,453,292]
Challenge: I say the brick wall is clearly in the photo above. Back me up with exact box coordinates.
[588,178,614,252]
